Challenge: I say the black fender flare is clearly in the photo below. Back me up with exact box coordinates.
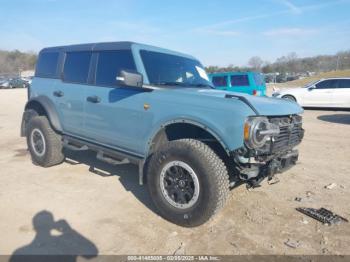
[21,96,62,136]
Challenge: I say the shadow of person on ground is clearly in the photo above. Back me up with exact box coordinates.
[64,149,157,215]
[10,210,98,262]
[317,113,350,125]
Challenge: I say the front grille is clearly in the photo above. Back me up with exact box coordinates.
[269,115,304,153]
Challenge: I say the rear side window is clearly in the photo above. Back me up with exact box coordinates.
[35,52,59,78]
[253,73,264,86]
[316,80,337,89]
[212,76,227,87]
[337,79,350,88]
[95,50,136,86]
[63,52,92,84]
[230,75,250,87]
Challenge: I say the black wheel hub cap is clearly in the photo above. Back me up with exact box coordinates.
[164,165,195,205]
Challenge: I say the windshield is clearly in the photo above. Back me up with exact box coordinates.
[140,50,213,88]
[303,80,318,88]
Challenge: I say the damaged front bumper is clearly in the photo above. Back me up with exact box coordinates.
[250,150,298,188]
[231,114,304,188]
[233,149,299,188]
[265,150,299,177]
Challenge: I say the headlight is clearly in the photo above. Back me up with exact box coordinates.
[244,117,280,149]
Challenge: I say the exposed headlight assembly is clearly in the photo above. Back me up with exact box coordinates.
[244,117,280,149]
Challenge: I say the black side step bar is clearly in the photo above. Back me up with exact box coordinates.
[62,135,146,184]
[63,139,88,151]
[62,135,142,165]
[96,151,130,165]
[225,94,259,115]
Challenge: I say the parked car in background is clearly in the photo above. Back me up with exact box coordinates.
[0,79,10,88]
[209,72,266,96]
[272,78,350,108]
[8,78,30,88]
[22,76,33,85]
[0,76,31,89]
[276,74,287,83]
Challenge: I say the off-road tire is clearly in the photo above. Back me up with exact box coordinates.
[282,95,296,102]
[26,116,64,167]
[147,139,230,227]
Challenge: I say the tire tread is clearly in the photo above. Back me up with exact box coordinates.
[27,116,64,167]
[147,138,230,226]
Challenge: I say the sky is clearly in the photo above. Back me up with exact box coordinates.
[1,0,350,66]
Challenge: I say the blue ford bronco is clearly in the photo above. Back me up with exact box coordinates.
[21,42,304,227]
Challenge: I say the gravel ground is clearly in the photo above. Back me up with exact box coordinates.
[0,89,349,256]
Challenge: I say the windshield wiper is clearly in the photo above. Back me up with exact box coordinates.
[154,81,186,86]
[190,83,214,89]
[152,82,214,89]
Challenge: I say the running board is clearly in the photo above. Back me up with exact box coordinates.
[96,151,130,165]
[63,139,88,151]
[62,135,145,185]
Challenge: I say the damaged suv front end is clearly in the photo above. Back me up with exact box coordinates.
[234,114,304,187]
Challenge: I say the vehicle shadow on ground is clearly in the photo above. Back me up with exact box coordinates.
[9,210,98,262]
[317,113,350,125]
[64,149,158,215]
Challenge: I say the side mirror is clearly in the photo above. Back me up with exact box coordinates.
[308,85,316,90]
[116,70,143,88]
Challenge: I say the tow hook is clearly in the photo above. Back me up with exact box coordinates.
[267,159,280,179]
[246,160,280,189]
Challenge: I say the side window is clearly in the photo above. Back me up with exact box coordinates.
[212,76,227,87]
[230,75,250,87]
[95,50,136,86]
[337,79,350,89]
[253,73,264,86]
[35,52,59,78]
[63,52,92,84]
[315,80,337,89]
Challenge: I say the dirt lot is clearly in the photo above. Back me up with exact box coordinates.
[0,89,349,256]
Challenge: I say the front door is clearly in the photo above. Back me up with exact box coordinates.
[302,79,337,107]
[83,50,151,155]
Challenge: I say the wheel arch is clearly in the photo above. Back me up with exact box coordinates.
[281,94,297,102]
[146,119,231,162]
[21,96,62,136]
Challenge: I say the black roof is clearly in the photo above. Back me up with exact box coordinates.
[40,41,135,53]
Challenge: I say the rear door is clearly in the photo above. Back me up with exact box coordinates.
[333,79,350,108]
[55,51,91,136]
[302,79,337,107]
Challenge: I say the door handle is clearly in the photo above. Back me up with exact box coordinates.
[86,95,101,103]
[53,90,64,97]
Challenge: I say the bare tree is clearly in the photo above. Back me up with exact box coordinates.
[0,50,37,75]
[286,52,299,73]
[205,50,350,74]
[248,56,263,71]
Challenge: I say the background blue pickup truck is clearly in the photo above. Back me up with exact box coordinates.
[209,72,267,96]
[21,42,304,227]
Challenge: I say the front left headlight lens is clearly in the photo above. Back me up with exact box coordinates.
[244,117,280,149]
